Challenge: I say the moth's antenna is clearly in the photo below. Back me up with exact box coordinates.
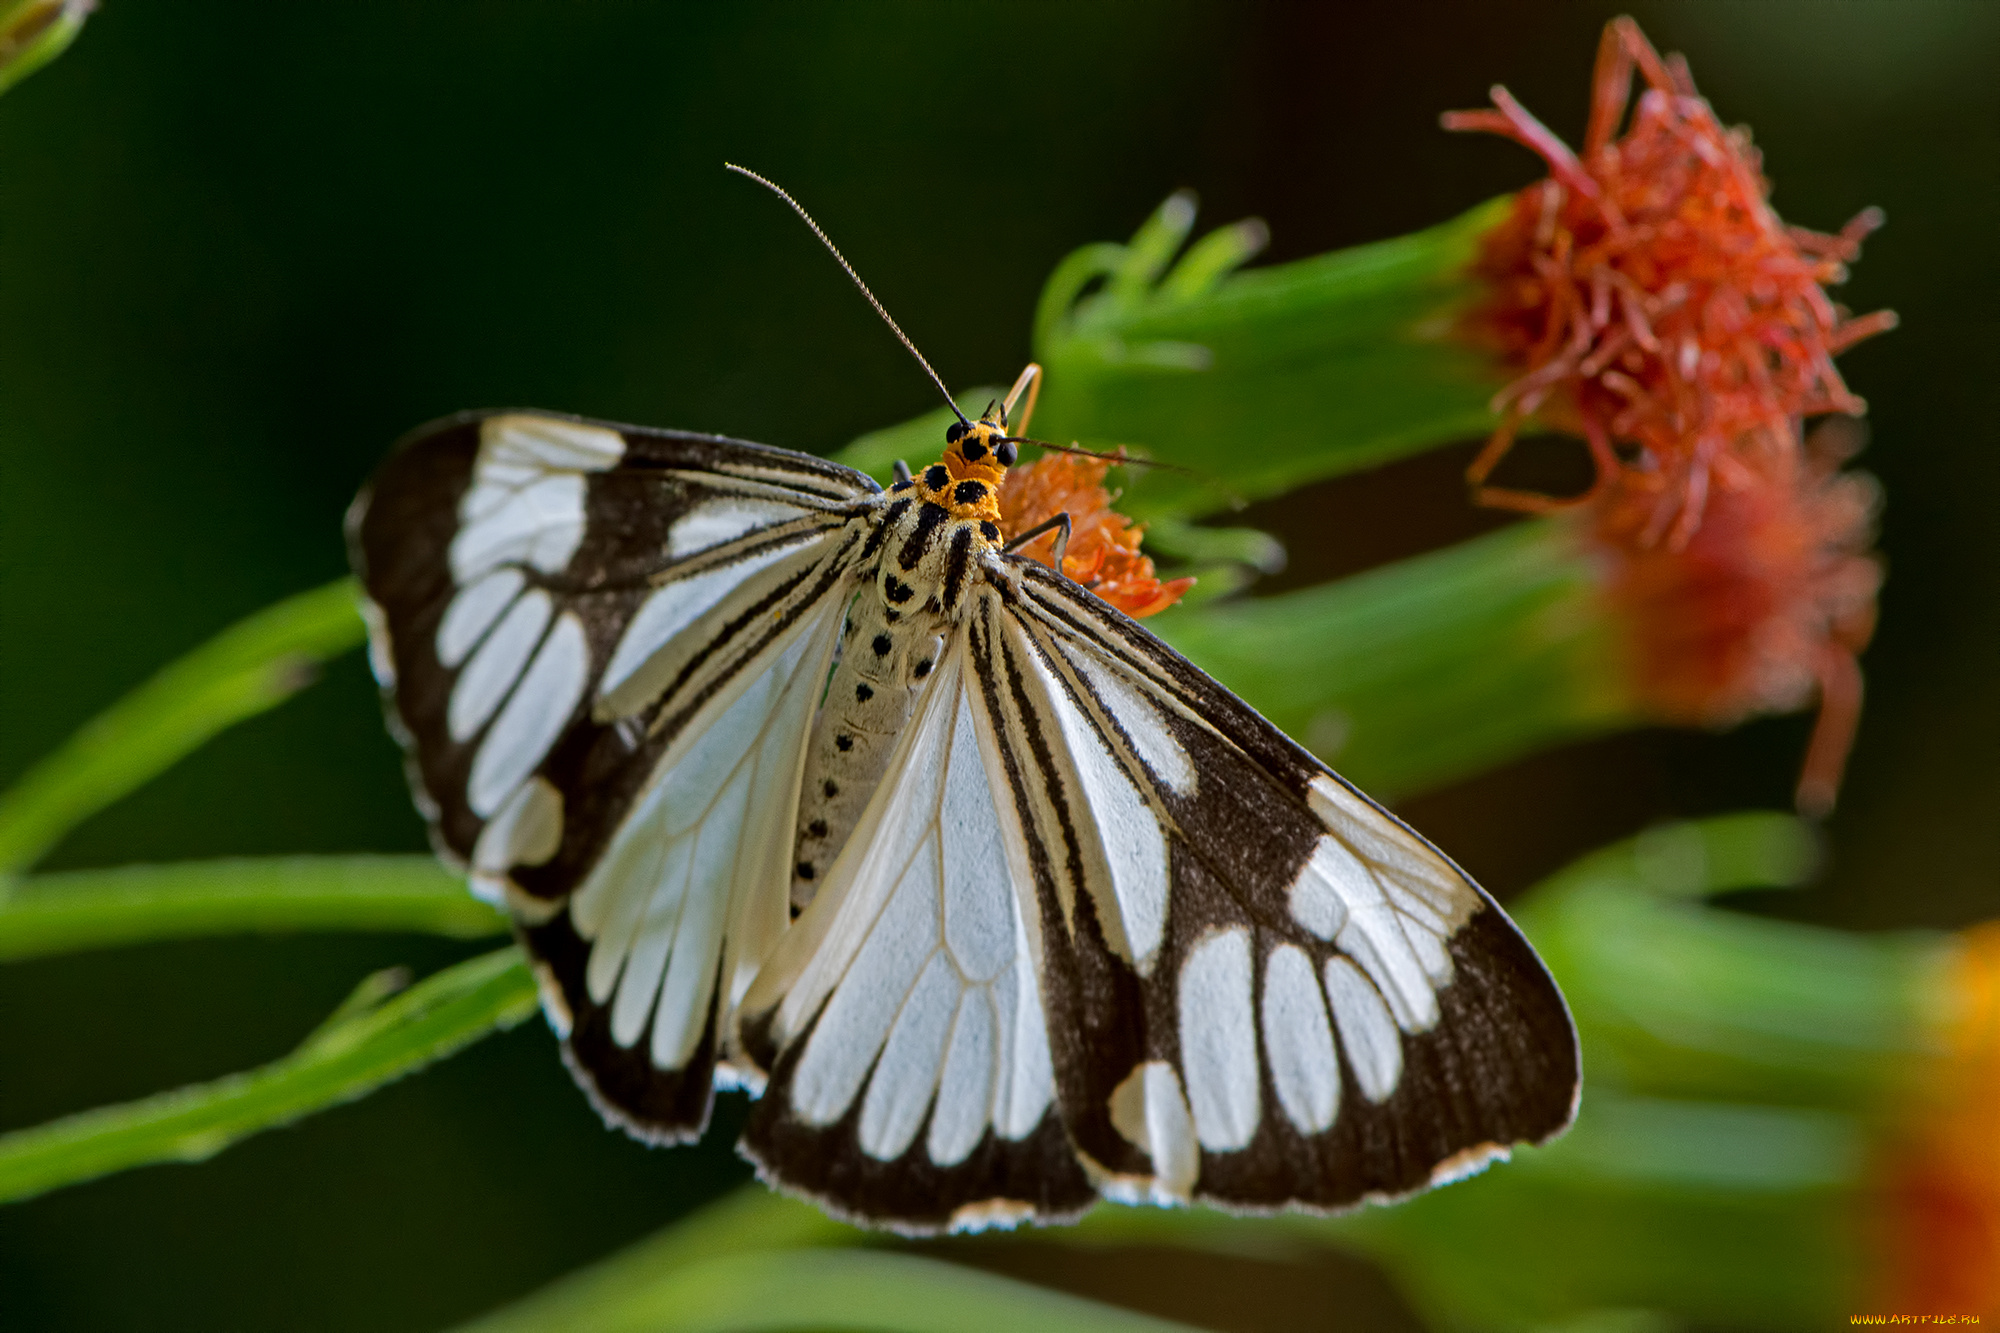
[998,436,1197,477]
[725,162,968,426]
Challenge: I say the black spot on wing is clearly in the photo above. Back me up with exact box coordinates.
[1147,707,1325,927]
[522,908,720,1143]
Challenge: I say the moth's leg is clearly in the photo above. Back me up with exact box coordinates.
[1004,511,1071,571]
[1000,362,1041,434]
[892,459,913,485]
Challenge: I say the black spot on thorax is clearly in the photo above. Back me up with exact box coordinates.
[897,502,949,571]
[942,525,976,609]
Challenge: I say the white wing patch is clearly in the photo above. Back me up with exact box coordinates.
[430,416,635,823]
[1323,955,1403,1104]
[668,497,807,558]
[436,566,526,669]
[1062,642,1197,796]
[597,537,827,717]
[468,611,589,817]
[1212,777,1483,1116]
[1104,1061,1200,1204]
[1261,943,1341,1134]
[756,655,1056,1165]
[1004,618,1177,976]
[570,600,841,1069]
[450,415,624,585]
[1177,926,1260,1150]
[470,776,564,907]
[1283,773,1482,1039]
[449,588,552,743]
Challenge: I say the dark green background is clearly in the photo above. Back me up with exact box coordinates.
[2,4,1993,1329]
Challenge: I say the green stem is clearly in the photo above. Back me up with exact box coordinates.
[1032,196,1513,520]
[0,947,535,1205]
[1515,814,1949,1108]
[1159,518,1631,800]
[0,579,367,878]
[0,855,504,961]
[459,1243,1203,1333]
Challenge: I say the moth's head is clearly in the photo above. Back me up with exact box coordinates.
[945,417,1017,473]
[921,417,1013,525]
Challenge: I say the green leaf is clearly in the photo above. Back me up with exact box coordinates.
[457,1244,1207,1333]
[457,1185,1216,1333]
[1031,196,1513,520]
[0,855,505,961]
[1515,815,1947,1107]
[1159,518,1631,800]
[0,578,368,878]
[0,946,535,1205]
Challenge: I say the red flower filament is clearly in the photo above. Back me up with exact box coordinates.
[1589,420,1881,813]
[1446,17,1896,548]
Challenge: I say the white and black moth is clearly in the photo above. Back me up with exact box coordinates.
[347,401,1580,1234]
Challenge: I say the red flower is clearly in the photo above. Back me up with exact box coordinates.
[998,452,1194,619]
[1586,418,1880,813]
[1446,17,1895,546]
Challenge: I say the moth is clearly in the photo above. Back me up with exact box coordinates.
[347,168,1579,1233]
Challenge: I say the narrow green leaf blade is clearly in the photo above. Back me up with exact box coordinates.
[1158,519,1630,799]
[0,855,504,961]
[458,1246,1209,1333]
[0,947,535,1205]
[1033,197,1513,520]
[0,579,368,877]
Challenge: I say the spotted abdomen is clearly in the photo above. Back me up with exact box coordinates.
[790,580,947,910]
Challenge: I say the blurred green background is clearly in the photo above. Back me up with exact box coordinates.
[1,3,1993,1329]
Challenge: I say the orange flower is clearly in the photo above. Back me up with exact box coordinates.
[1446,17,1895,546]
[1870,922,2000,1317]
[1586,418,1880,814]
[997,451,1193,619]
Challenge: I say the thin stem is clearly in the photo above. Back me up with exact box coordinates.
[0,947,536,1206]
[0,855,504,962]
[0,579,366,878]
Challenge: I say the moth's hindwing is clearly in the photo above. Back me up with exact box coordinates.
[734,648,1097,1232]
[975,559,1579,1211]
[348,408,876,1141]
[732,550,1578,1227]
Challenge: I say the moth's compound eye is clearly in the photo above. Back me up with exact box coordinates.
[994,439,1018,466]
[945,420,968,444]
